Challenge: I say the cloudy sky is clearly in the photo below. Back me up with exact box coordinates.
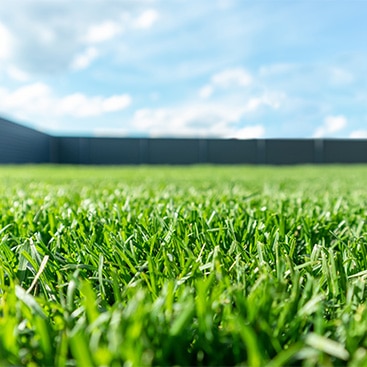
[0,0,366,138]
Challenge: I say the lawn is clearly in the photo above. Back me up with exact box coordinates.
[1,165,367,366]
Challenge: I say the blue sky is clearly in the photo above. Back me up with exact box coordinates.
[0,0,366,138]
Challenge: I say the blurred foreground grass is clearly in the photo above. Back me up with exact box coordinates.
[1,165,367,366]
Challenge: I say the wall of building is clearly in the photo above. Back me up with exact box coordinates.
[0,117,51,163]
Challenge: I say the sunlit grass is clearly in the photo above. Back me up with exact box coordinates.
[1,165,367,366]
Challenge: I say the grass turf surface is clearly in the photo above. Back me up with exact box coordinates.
[1,165,367,366]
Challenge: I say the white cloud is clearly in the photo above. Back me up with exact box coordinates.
[132,105,226,137]
[102,95,132,112]
[217,0,236,10]
[134,65,284,137]
[313,115,347,138]
[212,68,252,88]
[0,22,13,60]
[0,3,159,75]
[0,83,52,114]
[132,94,272,138]
[329,67,354,85]
[31,24,56,45]
[134,10,159,29]
[200,68,252,99]
[71,47,99,70]
[349,130,367,139]
[84,21,123,44]
[227,125,265,139]
[199,85,214,99]
[58,93,132,117]
[0,82,132,123]
[259,63,297,77]
[324,115,347,132]
[6,66,31,82]
[58,94,102,117]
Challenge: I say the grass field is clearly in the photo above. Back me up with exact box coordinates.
[1,165,367,366]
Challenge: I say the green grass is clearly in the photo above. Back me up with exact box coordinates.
[1,165,367,366]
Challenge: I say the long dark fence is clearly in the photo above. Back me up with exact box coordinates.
[0,117,50,163]
[1,117,367,164]
[51,137,367,165]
